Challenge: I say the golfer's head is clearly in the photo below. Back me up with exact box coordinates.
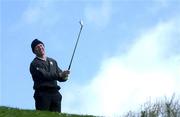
[31,39,45,56]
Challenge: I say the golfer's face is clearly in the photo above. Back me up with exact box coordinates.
[34,43,45,57]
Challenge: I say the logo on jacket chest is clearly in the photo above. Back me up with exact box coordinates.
[50,61,53,66]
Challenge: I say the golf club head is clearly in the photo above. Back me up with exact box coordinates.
[79,20,83,27]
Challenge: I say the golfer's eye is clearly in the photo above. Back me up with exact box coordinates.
[35,44,44,50]
[39,44,44,49]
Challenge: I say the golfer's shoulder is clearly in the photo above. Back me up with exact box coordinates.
[30,57,37,64]
[47,57,56,62]
[30,58,40,67]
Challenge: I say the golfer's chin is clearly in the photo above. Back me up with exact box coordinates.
[41,53,45,57]
[37,52,45,58]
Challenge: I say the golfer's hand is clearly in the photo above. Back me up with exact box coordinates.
[59,70,70,78]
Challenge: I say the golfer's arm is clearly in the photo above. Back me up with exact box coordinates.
[30,63,58,81]
[55,63,67,82]
[37,67,59,80]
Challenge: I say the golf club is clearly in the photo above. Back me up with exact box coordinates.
[68,20,84,71]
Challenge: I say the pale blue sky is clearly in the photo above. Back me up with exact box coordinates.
[1,0,180,116]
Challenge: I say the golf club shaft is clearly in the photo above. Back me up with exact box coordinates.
[68,25,83,70]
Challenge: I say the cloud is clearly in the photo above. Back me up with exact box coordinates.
[63,17,180,116]
[21,0,60,26]
[84,0,112,29]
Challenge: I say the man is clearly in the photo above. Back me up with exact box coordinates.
[30,39,70,112]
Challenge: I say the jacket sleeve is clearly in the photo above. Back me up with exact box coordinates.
[30,62,59,81]
[54,61,68,82]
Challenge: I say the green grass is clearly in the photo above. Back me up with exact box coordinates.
[0,106,95,117]
[1,95,180,117]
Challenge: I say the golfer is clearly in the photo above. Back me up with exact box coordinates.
[30,39,70,112]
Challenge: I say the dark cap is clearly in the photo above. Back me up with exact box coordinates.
[31,39,44,53]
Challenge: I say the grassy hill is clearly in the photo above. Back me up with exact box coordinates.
[0,106,94,117]
[1,95,180,117]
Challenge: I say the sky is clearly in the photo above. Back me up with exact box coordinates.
[1,0,180,116]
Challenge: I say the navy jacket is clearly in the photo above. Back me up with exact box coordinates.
[30,57,66,90]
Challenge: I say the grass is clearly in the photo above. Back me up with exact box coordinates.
[0,106,95,117]
[1,95,180,117]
